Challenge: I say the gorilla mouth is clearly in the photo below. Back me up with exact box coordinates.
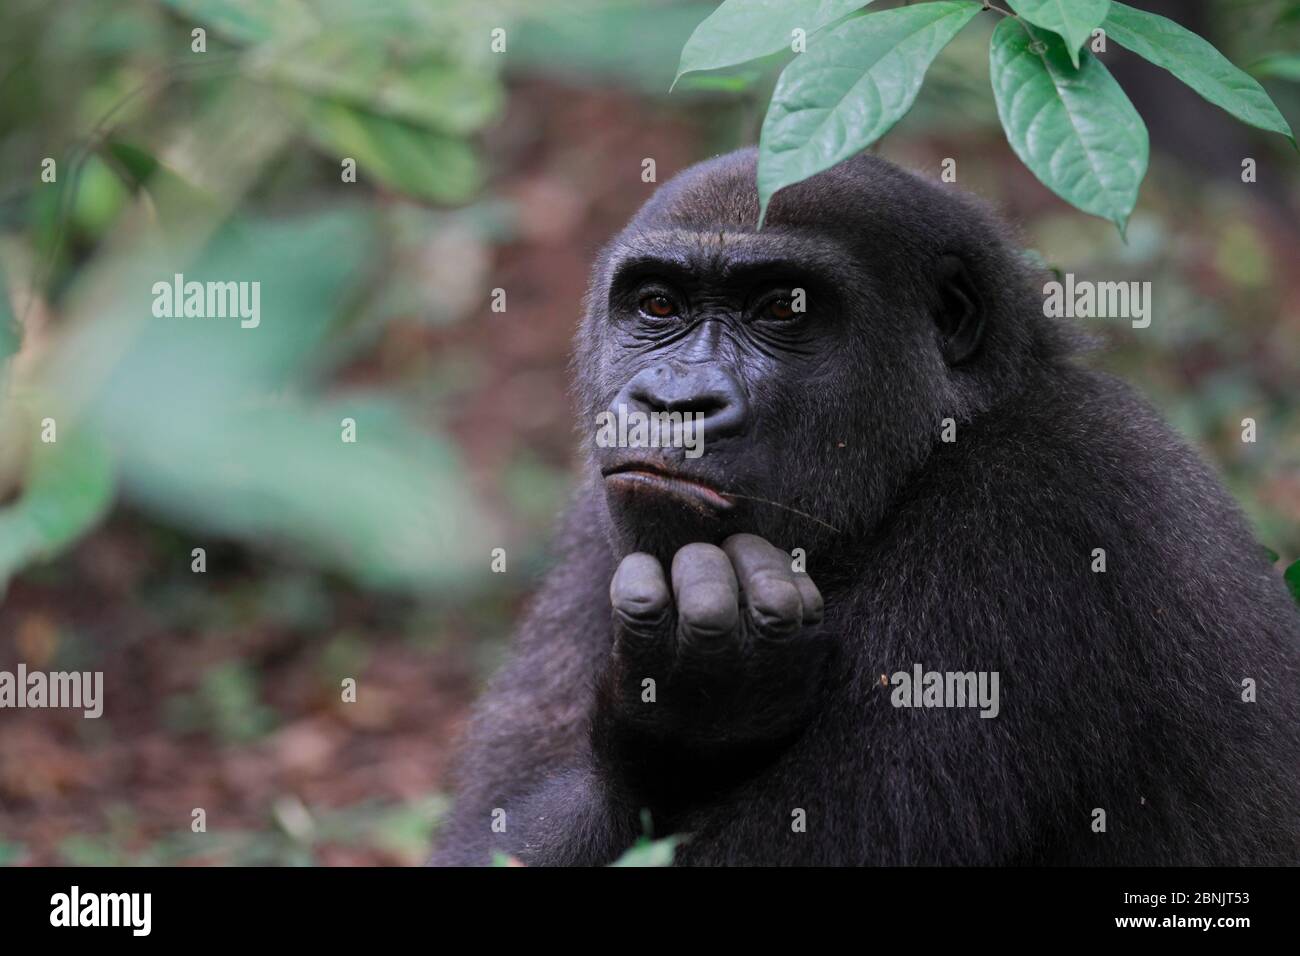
[601,463,734,514]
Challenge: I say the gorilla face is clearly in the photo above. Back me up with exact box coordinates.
[575,149,1007,569]
[589,228,852,561]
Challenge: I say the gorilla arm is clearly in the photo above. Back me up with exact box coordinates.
[429,495,643,866]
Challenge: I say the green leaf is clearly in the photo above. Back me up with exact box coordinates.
[298,99,482,204]
[757,1,981,222]
[1006,0,1110,69]
[0,429,115,592]
[1103,2,1295,142]
[674,0,872,87]
[1263,545,1280,564]
[1251,53,1300,83]
[989,18,1148,232]
[1286,559,1300,605]
[609,835,682,867]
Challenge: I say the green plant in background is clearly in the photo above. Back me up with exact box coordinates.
[676,0,1295,232]
[0,0,516,594]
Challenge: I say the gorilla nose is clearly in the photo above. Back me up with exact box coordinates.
[615,364,749,443]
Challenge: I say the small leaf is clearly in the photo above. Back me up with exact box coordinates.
[0,429,115,592]
[990,18,1148,232]
[1103,2,1295,142]
[1006,0,1110,69]
[609,835,683,867]
[1286,559,1300,605]
[758,1,982,221]
[1262,545,1280,564]
[674,0,872,86]
[1250,53,1300,83]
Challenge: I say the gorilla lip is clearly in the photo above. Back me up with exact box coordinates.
[602,464,734,513]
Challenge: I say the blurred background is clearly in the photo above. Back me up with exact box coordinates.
[0,0,1296,865]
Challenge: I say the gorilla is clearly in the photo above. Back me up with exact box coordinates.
[431,148,1300,866]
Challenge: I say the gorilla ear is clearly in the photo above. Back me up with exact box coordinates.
[933,254,984,365]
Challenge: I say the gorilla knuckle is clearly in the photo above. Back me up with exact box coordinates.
[612,600,671,633]
[745,576,803,633]
[676,589,740,643]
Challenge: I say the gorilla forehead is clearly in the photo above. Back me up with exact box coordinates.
[620,147,1001,261]
[602,226,858,290]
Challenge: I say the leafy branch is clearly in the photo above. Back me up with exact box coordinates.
[675,0,1296,230]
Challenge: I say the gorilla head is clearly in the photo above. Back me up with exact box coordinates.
[576,147,1070,569]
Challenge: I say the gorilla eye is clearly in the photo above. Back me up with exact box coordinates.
[639,293,679,319]
[767,296,796,320]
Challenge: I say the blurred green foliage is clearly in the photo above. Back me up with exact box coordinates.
[0,0,518,592]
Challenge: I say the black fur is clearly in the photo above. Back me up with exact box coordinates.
[431,149,1300,866]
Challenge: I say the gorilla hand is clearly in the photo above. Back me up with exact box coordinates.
[598,534,830,774]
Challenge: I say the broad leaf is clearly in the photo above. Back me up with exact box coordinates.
[758,1,981,221]
[990,18,1148,232]
[51,210,500,592]
[675,0,871,86]
[1007,0,1110,68]
[1286,559,1300,605]
[1103,2,1294,142]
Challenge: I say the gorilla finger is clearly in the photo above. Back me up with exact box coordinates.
[722,534,803,636]
[610,552,672,649]
[671,543,739,647]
